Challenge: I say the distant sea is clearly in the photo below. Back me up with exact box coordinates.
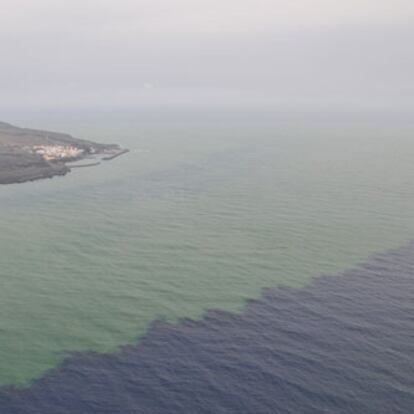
[0,116,413,412]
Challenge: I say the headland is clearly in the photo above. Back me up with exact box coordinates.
[0,121,128,185]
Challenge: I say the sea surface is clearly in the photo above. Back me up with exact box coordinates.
[0,116,413,412]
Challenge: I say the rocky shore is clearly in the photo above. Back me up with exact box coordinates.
[0,121,127,185]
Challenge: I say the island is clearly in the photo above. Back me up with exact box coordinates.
[0,121,128,185]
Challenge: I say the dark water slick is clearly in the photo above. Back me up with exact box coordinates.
[2,242,413,413]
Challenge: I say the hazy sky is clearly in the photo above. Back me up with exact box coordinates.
[1,0,413,112]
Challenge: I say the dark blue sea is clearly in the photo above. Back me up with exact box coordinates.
[1,242,413,413]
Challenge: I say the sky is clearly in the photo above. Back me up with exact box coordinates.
[0,0,413,113]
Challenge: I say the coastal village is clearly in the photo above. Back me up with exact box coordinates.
[32,145,86,161]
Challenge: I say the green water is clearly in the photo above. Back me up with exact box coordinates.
[1,118,414,386]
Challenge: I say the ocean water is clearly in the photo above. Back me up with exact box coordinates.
[1,242,413,413]
[0,117,413,410]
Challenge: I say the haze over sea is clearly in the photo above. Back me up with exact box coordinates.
[0,113,413,412]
